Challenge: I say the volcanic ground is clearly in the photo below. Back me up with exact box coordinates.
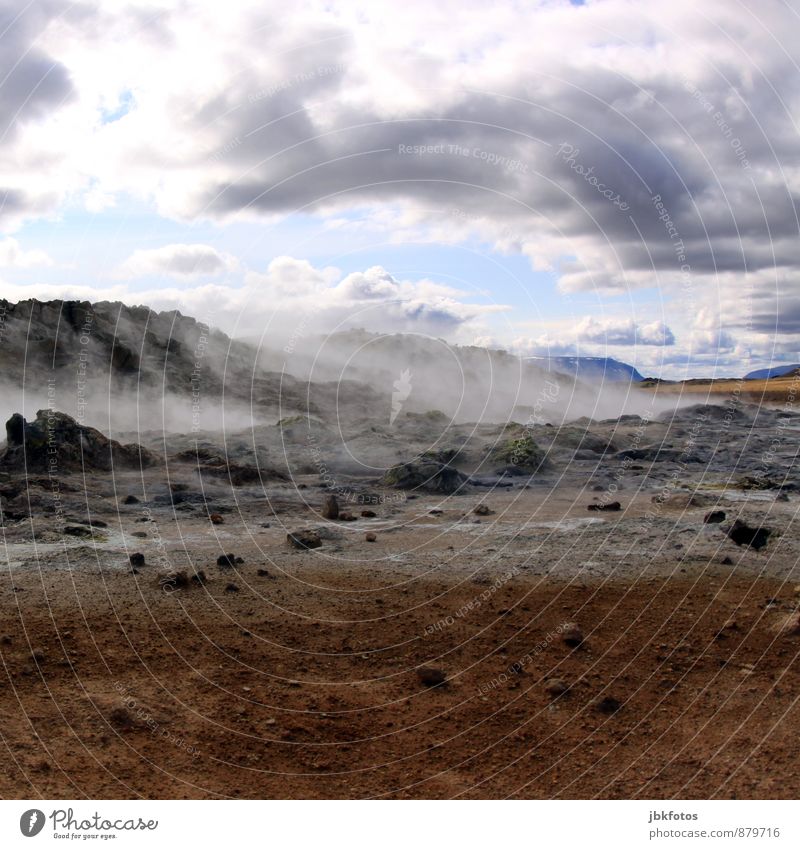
[1,395,799,799]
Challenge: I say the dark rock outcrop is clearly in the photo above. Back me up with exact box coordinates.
[1,410,156,473]
[382,458,468,494]
[727,519,771,551]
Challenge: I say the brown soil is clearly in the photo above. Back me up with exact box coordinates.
[640,375,800,406]
[2,559,798,799]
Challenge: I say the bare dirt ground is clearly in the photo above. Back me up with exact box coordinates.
[1,476,799,799]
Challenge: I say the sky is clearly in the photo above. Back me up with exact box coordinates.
[0,0,798,378]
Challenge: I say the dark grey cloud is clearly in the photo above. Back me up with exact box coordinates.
[0,0,74,141]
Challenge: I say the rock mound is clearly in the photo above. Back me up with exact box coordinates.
[382,457,468,494]
[0,410,156,473]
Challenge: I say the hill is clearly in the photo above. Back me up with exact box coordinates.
[526,356,644,383]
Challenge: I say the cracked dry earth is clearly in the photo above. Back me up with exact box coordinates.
[1,471,799,799]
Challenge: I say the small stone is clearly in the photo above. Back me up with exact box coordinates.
[361,510,377,518]
[338,512,357,521]
[217,553,237,568]
[721,556,734,565]
[31,648,46,663]
[321,494,339,520]
[256,568,272,577]
[587,502,621,512]
[365,532,377,542]
[417,666,447,687]
[129,553,145,568]
[209,513,224,525]
[596,695,621,714]
[64,525,92,537]
[474,504,493,516]
[704,510,726,524]
[544,678,569,698]
[562,622,584,647]
[122,495,140,505]
[225,583,240,593]
[287,529,322,550]
[108,707,136,730]
[131,531,147,538]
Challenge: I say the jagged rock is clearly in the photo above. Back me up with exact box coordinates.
[321,494,339,520]
[287,529,321,550]
[1,410,156,473]
[728,519,771,551]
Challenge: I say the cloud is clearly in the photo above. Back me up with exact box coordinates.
[5,256,507,341]
[0,0,798,368]
[576,317,675,346]
[0,238,53,268]
[115,244,237,279]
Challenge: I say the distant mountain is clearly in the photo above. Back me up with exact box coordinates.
[744,364,800,380]
[526,356,644,383]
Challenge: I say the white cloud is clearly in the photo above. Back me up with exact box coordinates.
[6,256,507,342]
[0,238,53,269]
[115,243,237,279]
[0,0,798,374]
